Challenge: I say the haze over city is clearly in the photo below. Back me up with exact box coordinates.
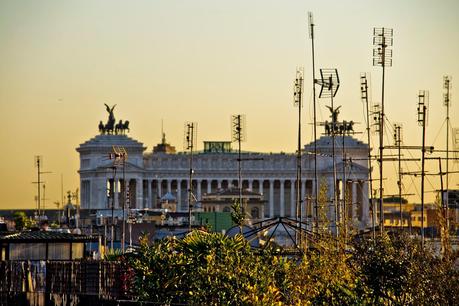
[1,0,458,209]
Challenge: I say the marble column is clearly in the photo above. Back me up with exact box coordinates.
[217,179,222,189]
[136,178,142,209]
[197,179,202,202]
[301,180,306,204]
[167,180,172,193]
[362,180,369,225]
[352,181,357,221]
[269,180,274,218]
[280,180,285,217]
[177,179,182,212]
[147,179,152,209]
[248,180,253,191]
[157,179,162,199]
[259,180,263,195]
[207,179,212,194]
[290,179,295,217]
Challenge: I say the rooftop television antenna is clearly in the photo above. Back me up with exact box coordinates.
[417,90,429,247]
[231,114,247,215]
[294,68,304,244]
[360,73,376,239]
[316,68,340,236]
[308,12,320,232]
[33,156,52,217]
[184,122,197,231]
[393,123,403,229]
[443,76,452,219]
[373,27,393,233]
[110,145,127,252]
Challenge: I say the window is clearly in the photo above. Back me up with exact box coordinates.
[71,243,84,259]
[48,243,70,260]
[9,243,46,260]
[223,206,230,213]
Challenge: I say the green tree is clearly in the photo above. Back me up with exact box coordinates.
[13,211,32,230]
[351,233,459,305]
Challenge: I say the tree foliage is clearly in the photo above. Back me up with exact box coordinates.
[13,211,33,230]
[125,230,459,305]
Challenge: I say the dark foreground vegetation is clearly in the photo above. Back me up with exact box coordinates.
[122,231,459,305]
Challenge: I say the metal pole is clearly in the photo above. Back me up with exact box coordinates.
[37,157,41,218]
[297,80,302,246]
[439,159,445,225]
[188,124,194,232]
[111,168,116,252]
[421,104,426,247]
[122,157,126,253]
[238,116,243,214]
[342,131,346,239]
[330,77,338,237]
[309,12,319,232]
[362,75,375,239]
[445,77,450,231]
[379,47,386,234]
[397,126,403,230]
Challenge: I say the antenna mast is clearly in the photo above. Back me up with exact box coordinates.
[185,122,197,232]
[231,114,247,216]
[417,90,429,247]
[373,27,393,233]
[294,68,304,244]
[393,123,403,229]
[308,12,319,232]
[317,68,340,236]
[33,156,51,218]
[360,73,375,239]
[443,76,451,225]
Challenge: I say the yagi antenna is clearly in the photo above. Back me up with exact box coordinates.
[372,26,393,232]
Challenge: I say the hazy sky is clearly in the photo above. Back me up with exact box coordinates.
[1,0,458,209]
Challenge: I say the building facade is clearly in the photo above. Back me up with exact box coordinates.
[77,109,371,229]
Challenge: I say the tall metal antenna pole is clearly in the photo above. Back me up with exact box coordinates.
[33,156,51,218]
[231,115,246,215]
[330,77,338,236]
[317,68,340,236]
[110,146,128,252]
[394,123,403,229]
[185,122,197,232]
[36,156,41,217]
[308,12,319,232]
[444,76,451,228]
[294,68,304,245]
[360,74,375,239]
[122,150,127,253]
[61,174,64,226]
[417,90,428,247]
[342,129,347,239]
[373,27,393,233]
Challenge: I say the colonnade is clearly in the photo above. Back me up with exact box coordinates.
[134,177,369,222]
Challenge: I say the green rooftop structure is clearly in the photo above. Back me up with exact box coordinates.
[194,212,234,233]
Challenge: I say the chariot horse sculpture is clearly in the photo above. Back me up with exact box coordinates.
[104,103,116,134]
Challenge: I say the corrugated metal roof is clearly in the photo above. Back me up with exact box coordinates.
[0,230,98,242]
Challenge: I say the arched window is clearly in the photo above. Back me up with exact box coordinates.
[223,206,231,213]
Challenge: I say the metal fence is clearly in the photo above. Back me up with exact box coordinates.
[0,260,131,306]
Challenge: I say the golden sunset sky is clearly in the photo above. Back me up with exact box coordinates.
[1,0,458,209]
